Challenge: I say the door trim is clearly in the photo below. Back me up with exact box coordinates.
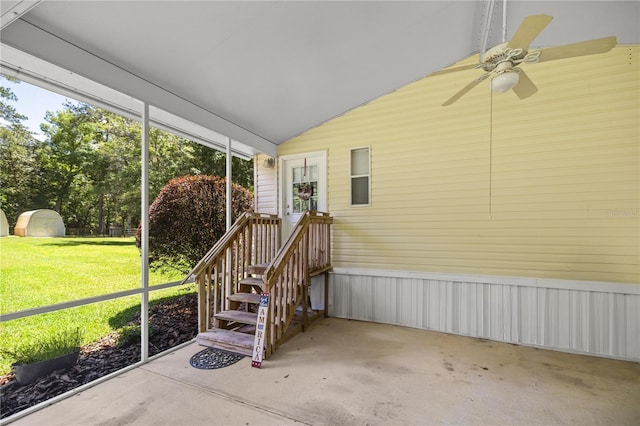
[278,150,327,220]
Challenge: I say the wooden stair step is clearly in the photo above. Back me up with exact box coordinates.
[196,329,254,356]
[228,292,261,304]
[215,310,258,325]
[239,277,265,288]
[248,263,269,275]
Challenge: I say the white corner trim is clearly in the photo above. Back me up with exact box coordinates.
[330,267,640,295]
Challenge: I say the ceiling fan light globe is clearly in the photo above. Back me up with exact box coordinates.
[491,71,520,93]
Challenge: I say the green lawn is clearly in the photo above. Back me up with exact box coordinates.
[0,236,194,374]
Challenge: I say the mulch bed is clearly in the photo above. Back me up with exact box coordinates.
[0,293,198,419]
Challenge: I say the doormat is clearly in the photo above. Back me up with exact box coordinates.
[189,348,246,370]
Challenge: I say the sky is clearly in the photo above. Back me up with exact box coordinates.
[3,77,74,141]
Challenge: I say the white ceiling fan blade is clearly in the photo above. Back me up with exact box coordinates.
[536,36,617,63]
[442,73,491,106]
[430,63,479,77]
[512,69,538,99]
[507,14,553,50]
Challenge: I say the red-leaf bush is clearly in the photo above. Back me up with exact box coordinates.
[137,175,253,273]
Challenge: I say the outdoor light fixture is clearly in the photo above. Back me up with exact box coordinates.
[491,70,520,93]
[263,157,275,168]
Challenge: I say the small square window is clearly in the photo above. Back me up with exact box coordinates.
[350,147,370,206]
[292,165,318,213]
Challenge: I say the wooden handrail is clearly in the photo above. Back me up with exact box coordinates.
[192,210,332,359]
[263,211,333,281]
[262,211,333,357]
[183,212,251,284]
[191,212,280,332]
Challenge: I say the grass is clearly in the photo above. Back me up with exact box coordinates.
[0,236,195,374]
[5,327,83,365]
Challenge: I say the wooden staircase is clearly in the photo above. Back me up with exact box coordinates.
[195,263,267,356]
[188,211,333,360]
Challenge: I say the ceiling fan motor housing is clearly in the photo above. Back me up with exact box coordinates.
[482,43,527,72]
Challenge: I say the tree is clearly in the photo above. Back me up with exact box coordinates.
[90,109,142,233]
[2,77,256,235]
[0,125,40,225]
[0,76,28,125]
[190,144,254,191]
[138,175,253,273]
[0,76,39,225]
[148,128,197,200]
[37,103,99,219]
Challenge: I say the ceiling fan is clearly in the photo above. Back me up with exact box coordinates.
[434,14,617,106]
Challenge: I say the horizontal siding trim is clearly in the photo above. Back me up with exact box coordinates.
[331,267,640,295]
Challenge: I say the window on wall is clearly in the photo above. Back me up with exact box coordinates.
[350,147,370,206]
[292,164,318,212]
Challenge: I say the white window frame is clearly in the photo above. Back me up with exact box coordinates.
[349,146,371,207]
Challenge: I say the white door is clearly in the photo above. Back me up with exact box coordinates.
[280,152,327,240]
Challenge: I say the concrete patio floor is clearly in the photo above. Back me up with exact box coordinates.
[11,318,640,425]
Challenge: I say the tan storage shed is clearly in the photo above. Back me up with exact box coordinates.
[0,209,8,237]
[14,209,65,237]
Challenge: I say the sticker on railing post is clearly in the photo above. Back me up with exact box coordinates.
[252,293,269,368]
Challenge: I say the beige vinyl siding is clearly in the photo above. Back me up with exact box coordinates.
[277,46,639,284]
[254,154,278,214]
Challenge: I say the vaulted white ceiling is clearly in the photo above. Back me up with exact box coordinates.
[1,1,638,157]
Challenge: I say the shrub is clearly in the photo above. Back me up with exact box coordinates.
[137,175,253,273]
[115,325,158,348]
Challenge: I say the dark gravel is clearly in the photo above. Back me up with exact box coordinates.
[0,292,198,419]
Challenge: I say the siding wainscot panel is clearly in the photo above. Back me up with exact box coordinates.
[329,269,640,361]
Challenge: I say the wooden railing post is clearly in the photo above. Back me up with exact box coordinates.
[302,229,309,331]
[196,273,207,332]
[260,211,333,358]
